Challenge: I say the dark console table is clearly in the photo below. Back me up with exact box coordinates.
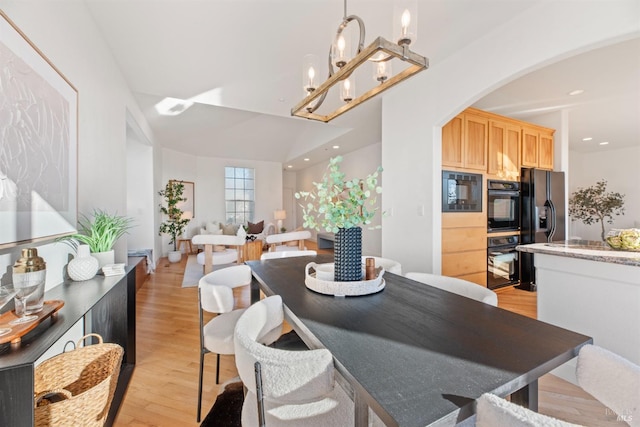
[0,265,137,426]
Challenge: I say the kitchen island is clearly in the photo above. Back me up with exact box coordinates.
[516,241,640,384]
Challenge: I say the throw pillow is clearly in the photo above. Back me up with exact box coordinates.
[206,221,220,232]
[221,223,238,236]
[247,220,264,234]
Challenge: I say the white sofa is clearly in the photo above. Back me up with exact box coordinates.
[198,220,275,242]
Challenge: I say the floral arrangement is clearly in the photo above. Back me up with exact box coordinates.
[295,156,382,233]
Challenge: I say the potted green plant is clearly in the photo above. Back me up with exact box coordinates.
[60,209,134,268]
[159,180,191,263]
[569,179,625,241]
[295,156,382,281]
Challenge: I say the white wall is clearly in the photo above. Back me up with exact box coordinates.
[382,0,640,274]
[0,2,156,287]
[295,143,382,256]
[282,170,297,232]
[126,136,155,252]
[159,148,283,257]
[569,146,640,240]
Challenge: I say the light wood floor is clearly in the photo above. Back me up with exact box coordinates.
[114,246,623,427]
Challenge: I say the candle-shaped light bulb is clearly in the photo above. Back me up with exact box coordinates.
[401,9,411,35]
[373,60,391,83]
[335,35,347,68]
[306,66,316,93]
[340,78,354,102]
[303,54,319,93]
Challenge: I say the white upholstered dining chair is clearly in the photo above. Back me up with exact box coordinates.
[476,344,640,427]
[265,230,311,252]
[234,295,355,426]
[196,265,251,422]
[404,272,498,306]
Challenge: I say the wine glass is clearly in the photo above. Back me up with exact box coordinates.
[0,284,17,335]
[9,281,40,325]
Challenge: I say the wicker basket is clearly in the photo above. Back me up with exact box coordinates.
[34,333,124,427]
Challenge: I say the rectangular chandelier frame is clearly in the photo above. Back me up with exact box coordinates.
[291,36,428,123]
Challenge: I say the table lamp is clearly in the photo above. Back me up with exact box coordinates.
[274,210,286,233]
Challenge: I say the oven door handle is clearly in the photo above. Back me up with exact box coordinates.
[488,190,520,197]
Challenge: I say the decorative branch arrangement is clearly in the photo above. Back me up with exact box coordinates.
[295,156,382,233]
[569,179,625,241]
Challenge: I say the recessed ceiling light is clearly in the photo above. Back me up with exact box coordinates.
[568,89,584,96]
[333,145,340,149]
[304,158,310,161]
[287,165,293,168]
[582,137,593,141]
[599,141,609,145]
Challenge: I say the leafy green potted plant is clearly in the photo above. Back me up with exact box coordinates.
[60,209,134,269]
[295,156,382,281]
[159,180,191,263]
[569,179,625,241]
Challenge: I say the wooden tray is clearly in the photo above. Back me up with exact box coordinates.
[0,300,65,345]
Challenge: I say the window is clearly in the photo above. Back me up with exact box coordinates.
[225,167,255,224]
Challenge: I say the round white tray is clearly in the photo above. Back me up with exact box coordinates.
[305,262,386,297]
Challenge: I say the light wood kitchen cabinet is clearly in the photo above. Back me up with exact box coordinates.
[521,126,554,170]
[442,114,464,168]
[442,213,487,287]
[442,113,487,171]
[488,121,520,177]
[464,114,488,171]
[538,131,554,170]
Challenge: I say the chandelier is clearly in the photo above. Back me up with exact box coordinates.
[291,0,429,123]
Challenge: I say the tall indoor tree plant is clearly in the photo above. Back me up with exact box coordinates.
[296,156,382,281]
[159,180,191,262]
[569,179,625,241]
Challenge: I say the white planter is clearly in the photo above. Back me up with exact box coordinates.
[68,245,99,281]
[92,250,115,269]
[168,251,182,263]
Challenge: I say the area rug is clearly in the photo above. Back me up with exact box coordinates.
[181,255,203,287]
[200,378,244,427]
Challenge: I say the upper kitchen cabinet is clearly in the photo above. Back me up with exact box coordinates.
[442,113,487,171]
[522,125,555,170]
[442,114,464,167]
[488,120,520,178]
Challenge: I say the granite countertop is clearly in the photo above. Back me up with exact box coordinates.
[516,240,640,267]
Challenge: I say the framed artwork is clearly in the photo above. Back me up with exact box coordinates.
[172,180,194,219]
[0,11,78,248]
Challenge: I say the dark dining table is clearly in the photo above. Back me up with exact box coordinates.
[246,254,592,427]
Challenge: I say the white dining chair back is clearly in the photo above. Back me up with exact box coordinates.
[576,344,640,426]
[476,393,580,426]
[265,230,311,252]
[234,295,354,426]
[404,272,498,306]
[362,256,402,275]
[196,265,252,422]
[260,250,317,260]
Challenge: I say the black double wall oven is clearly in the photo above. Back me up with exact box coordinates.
[486,180,520,290]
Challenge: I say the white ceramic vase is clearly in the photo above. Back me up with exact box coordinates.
[168,250,182,263]
[68,245,99,281]
[92,249,115,269]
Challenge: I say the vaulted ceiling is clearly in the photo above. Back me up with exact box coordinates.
[85,0,640,169]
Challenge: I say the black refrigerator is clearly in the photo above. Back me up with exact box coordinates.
[519,168,566,290]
